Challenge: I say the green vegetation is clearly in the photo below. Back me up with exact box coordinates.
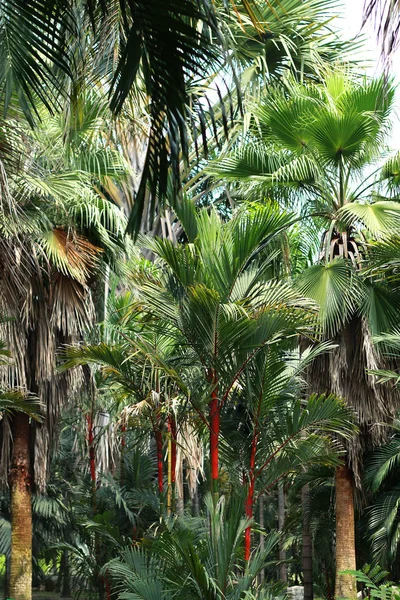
[0,1,399,599]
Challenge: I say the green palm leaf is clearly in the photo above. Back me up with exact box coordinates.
[0,0,71,124]
[338,201,400,237]
[296,258,362,335]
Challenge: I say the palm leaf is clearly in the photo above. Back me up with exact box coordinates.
[338,201,400,237]
[296,258,362,336]
[0,0,71,124]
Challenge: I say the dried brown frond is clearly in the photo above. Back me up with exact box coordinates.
[303,315,400,490]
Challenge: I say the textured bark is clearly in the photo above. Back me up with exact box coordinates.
[192,482,200,516]
[335,464,356,599]
[302,484,313,600]
[9,412,32,600]
[278,483,287,583]
[303,317,400,487]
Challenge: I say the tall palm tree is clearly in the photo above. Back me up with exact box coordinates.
[209,69,400,598]
[221,346,356,560]
[0,92,129,599]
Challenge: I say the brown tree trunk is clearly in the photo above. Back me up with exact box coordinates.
[9,412,32,600]
[335,463,356,599]
[302,484,313,600]
[278,483,287,583]
[60,549,71,598]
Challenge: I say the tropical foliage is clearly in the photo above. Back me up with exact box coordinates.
[0,1,399,600]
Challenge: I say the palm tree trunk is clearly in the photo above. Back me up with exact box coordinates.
[167,414,177,512]
[87,414,96,513]
[9,412,32,600]
[302,484,313,600]
[259,494,265,584]
[335,463,356,599]
[192,481,200,516]
[155,427,164,495]
[120,421,126,485]
[209,387,220,505]
[245,431,257,561]
[278,483,287,583]
[60,549,71,598]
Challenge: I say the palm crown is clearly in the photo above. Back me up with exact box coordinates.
[211,71,400,337]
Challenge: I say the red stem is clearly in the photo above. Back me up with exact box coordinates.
[209,386,220,500]
[104,575,111,600]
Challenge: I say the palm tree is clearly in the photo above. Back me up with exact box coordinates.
[209,69,400,598]
[62,201,317,506]
[120,203,318,507]
[0,91,129,599]
[223,349,356,560]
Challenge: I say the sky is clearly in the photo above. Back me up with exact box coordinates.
[340,0,391,69]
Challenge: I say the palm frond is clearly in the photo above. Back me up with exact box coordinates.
[296,258,362,336]
[338,201,400,237]
[0,0,72,124]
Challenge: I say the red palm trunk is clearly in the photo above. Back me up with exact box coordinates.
[168,414,177,508]
[209,387,220,503]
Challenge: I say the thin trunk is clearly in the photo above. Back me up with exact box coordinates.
[259,494,265,584]
[155,427,164,495]
[167,414,177,512]
[192,480,200,516]
[60,549,71,598]
[335,463,356,599]
[87,414,96,513]
[120,422,126,485]
[104,575,111,600]
[209,386,220,505]
[244,431,257,561]
[302,484,313,600]
[9,412,32,600]
[278,483,287,583]
[176,452,184,515]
